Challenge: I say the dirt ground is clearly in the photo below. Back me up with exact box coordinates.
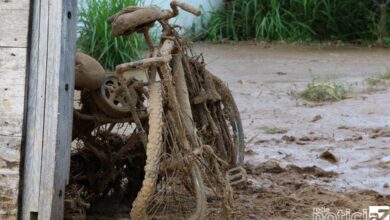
[195,42,390,219]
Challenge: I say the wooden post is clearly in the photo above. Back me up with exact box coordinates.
[21,0,77,219]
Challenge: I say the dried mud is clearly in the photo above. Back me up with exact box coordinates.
[196,42,390,219]
[229,161,390,220]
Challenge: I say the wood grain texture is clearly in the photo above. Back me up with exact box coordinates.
[21,0,47,216]
[37,0,64,217]
[0,10,29,47]
[21,0,77,219]
[0,1,29,220]
[61,0,77,186]
[0,133,21,217]
[0,136,23,161]
[0,48,26,118]
[0,130,23,220]
[0,0,29,10]
[0,172,19,218]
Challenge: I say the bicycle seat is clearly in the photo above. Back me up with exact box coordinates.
[108,7,167,37]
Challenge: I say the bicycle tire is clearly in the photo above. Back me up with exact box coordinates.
[211,74,245,166]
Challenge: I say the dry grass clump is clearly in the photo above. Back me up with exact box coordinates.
[261,126,288,134]
[379,69,390,80]
[300,82,347,102]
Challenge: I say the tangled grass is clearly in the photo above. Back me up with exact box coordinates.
[205,0,383,42]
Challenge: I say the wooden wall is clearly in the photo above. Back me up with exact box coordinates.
[0,0,30,219]
[1,0,77,219]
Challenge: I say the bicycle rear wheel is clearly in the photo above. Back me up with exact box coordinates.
[211,74,245,166]
[186,57,245,167]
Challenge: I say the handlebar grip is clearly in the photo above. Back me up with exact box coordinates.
[170,1,201,16]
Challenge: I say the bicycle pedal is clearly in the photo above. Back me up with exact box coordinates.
[226,166,247,186]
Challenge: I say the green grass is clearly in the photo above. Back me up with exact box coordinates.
[367,78,382,86]
[260,126,288,134]
[205,0,382,42]
[367,69,390,86]
[379,69,390,80]
[78,0,148,70]
[300,82,348,102]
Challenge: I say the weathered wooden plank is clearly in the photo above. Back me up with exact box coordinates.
[37,0,63,217]
[38,0,77,217]
[21,0,46,216]
[0,0,29,10]
[0,137,21,184]
[0,50,26,119]
[61,0,77,187]
[0,88,26,99]
[0,48,27,120]
[0,9,29,47]
[0,1,29,220]
[0,136,22,160]
[0,47,27,67]
[0,117,23,137]
[0,154,20,170]
[0,134,22,220]
[0,96,24,114]
[22,0,77,219]
[0,172,19,219]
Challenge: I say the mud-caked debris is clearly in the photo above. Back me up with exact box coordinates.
[282,135,327,145]
[310,114,322,122]
[287,165,338,178]
[275,71,287,76]
[281,135,296,143]
[369,128,390,139]
[319,150,339,164]
[245,149,257,155]
[343,134,363,141]
[245,160,337,178]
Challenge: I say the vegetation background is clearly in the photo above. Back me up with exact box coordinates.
[78,0,390,70]
[205,0,390,43]
[77,0,147,70]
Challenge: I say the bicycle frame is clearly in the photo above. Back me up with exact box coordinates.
[107,2,244,219]
[68,2,245,219]
[117,32,208,220]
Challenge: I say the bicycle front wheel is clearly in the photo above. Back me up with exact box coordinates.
[130,82,164,219]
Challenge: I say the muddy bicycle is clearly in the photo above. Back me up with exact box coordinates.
[68,1,245,219]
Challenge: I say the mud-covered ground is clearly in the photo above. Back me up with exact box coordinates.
[195,43,390,219]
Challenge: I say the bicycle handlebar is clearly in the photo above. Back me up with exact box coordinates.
[170,1,201,17]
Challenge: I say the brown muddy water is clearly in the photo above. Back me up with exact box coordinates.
[195,43,390,219]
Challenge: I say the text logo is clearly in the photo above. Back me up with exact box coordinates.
[369,206,390,220]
